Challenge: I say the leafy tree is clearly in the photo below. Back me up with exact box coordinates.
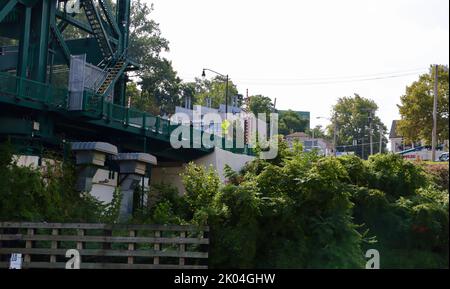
[247,95,274,116]
[278,110,309,135]
[139,58,183,115]
[127,1,187,115]
[330,94,388,159]
[306,125,329,140]
[397,65,449,145]
[128,1,170,77]
[193,77,239,109]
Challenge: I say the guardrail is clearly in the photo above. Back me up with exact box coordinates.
[0,222,209,269]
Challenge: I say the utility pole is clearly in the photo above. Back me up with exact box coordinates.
[361,137,364,160]
[432,64,438,162]
[379,126,383,154]
[333,120,337,157]
[225,74,229,118]
[369,111,373,156]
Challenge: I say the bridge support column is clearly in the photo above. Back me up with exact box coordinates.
[112,153,157,221]
[71,142,118,193]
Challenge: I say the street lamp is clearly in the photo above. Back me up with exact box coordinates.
[201,68,229,117]
[317,116,337,157]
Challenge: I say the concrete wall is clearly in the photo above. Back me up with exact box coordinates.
[90,169,117,203]
[151,148,256,194]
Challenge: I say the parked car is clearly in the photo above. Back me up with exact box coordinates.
[439,152,449,162]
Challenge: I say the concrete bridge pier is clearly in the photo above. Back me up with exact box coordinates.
[112,153,157,220]
[71,142,118,193]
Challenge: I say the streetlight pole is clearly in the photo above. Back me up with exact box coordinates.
[202,68,229,118]
[225,74,229,115]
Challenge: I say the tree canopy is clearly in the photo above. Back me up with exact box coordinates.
[192,77,240,108]
[278,110,309,135]
[330,94,387,158]
[247,95,275,116]
[397,65,449,145]
[306,125,329,140]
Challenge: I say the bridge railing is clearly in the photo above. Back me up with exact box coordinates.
[0,72,68,109]
[0,222,209,269]
[1,72,256,156]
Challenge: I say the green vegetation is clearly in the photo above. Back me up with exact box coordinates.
[131,143,449,269]
[329,94,388,158]
[0,141,121,223]
[1,139,448,269]
[278,110,309,135]
[397,65,449,145]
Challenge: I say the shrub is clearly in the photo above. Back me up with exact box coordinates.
[337,154,368,186]
[366,154,428,199]
[0,142,104,222]
[423,164,449,191]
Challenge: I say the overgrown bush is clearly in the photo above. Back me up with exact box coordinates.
[1,139,448,268]
[0,141,116,223]
[423,164,449,191]
[366,154,428,199]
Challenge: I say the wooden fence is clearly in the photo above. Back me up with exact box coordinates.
[0,222,209,269]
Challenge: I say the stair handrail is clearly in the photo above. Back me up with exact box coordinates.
[94,48,129,94]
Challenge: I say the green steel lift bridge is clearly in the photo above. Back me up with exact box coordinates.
[0,0,253,162]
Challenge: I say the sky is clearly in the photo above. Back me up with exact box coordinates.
[145,0,449,130]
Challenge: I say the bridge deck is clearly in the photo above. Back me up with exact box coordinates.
[0,72,255,161]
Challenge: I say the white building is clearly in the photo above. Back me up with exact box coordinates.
[285,132,333,156]
[174,103,268,142]
[389,120,405,153]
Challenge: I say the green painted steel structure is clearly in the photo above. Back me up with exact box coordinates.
[0,0,254,161]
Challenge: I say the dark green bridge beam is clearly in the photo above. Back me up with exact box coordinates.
[30,0,51,83]
[17,5,31,79]
[0,0,18,23]
[98,0,121,39]
[50,23,70,64]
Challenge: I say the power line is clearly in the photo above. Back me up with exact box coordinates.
[236,71,425,86]
[179,67,428,86]
[231,68,427,82]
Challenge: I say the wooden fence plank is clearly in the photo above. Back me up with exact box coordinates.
[153,231,160,265]
[50,229,59,263]
[0,234,209,244]
[0,248,208,258]
[127,230,135,264]
[179,231,186,266]
[0,222,209,232]
[0,261,208,270]
[76,229,84,250]
[24,228,34,264]
[0,222,209,269]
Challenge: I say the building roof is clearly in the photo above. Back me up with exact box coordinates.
[389,120,402,139]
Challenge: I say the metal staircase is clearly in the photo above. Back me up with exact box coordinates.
[98,0,120,35]
[82,0,114,59]
[96,55,127,95]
